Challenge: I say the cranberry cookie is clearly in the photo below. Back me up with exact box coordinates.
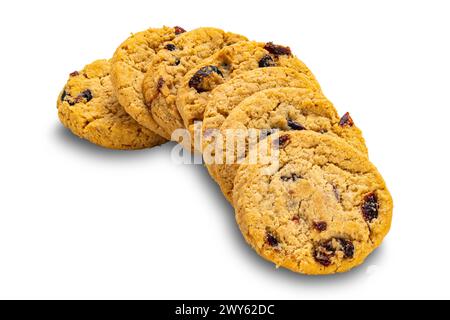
[201,67,321,181]
[142,28,247,138]
[111,26,186,139]
[210,87,367,202]
[57,60,166,150]
[176,41,320,148]
[233,131,392,275]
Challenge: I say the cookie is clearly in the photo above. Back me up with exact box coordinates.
[142,28,247,138]
[57,60,166,150]
[233,131,392,275]
[111,26,185,139]
[201,67,320,180]
[176,41,321,148]
[207,87,368,202]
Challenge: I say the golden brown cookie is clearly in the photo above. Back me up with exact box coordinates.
[201,67,320,181]
[111,26,186,139]
[207,87,367,202]
[57,60,166,150]
[233,131,393,275]
[176,41,321,149]
[142,27,247,138]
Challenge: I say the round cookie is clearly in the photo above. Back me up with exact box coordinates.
[57,60,166,150]
[176,41,321,148]
[207,87,368,202]
[111,26,185,139]
[201,67,320,180]
[142,28,247,138]
[233,131,393,275]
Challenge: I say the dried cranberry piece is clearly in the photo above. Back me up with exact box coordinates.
[61,90,68,102]
[277,135,291,148]
[314,238,354,266]
[258,55,276,68]
[315,253,332,267]
[339,112,354,127]
[322,240,335,253]
[79,89,93,102]
[314,243,334,267]
[157,77,165,91]
[287,119,306,131]
[333,185,341,202]
[264,42,292,56]
[165,44,176,51]
[70,71,79,77]
[266,232,279,247]
[61,90,75,106]
[260,129,278,141]
[174,26,186,35]
[313,221,328,232]
[292,215,300,223]
[362,192,379,222]
[338,239,354,259]
[188,66,223,93]
[221,62,231,70]
[281,173,301,182]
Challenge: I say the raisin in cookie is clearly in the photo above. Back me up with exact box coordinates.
[142,28,247,138]
[208,87,367,202]
[57,60,166,150]
[202,67,320,180]
[233,131,392,275]
[111,26,185,139]
[176,41,320,148]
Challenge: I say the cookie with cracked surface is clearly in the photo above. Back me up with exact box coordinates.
[111,26,186,139]
[201,67,320,180]
[142,27,247,138]
[176,41,321,148]
[208,87,368,202]
[57,60,166,150]
[233,131,392,275]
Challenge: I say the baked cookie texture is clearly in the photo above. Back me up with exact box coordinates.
[233,131,392,275]
[110,26,184,139]
[57,60,166,150]
[176,41,320,146]
[210,87,368,202]
[57,25,393,276]
[142,28,247,138]
[201,67,321,181]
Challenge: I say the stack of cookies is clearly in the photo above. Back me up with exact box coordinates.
[57,26,393,275]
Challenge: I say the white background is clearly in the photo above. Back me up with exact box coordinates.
[0,0,449,300]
